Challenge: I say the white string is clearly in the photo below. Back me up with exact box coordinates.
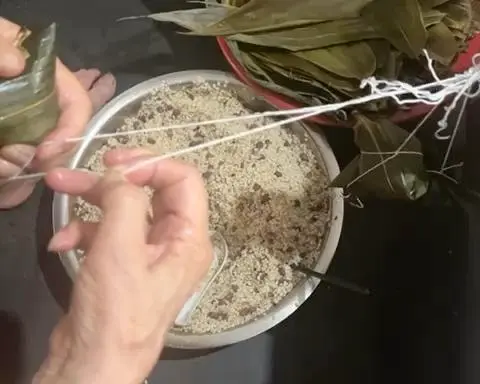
[423,49,441,83]
[440,95,468,170]
[124,109,321,174]
[124,57,480,177]
[4,53,480,184]
[441,162,464,171]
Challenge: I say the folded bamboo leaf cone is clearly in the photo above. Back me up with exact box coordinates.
[0,23,59,146]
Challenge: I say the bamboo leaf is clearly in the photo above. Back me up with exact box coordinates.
[423,8,448,26]
[120,8,229,30]
[228,18,377,51]
[437,0,472,33]
[241,54,316,103]
[201,0,375,35]
[295,42,376,80]
[368,39,391,69]
[0,23,59,146]
[376,49,404,80]
[426,21,461,65]
[338,115,430,200]
[250,50,358,91]
[227,9,443,51]
[418,0,451,9]
[229,41,317,104]
[251,54,347,102]
[360,0,428,58]
[330,155,363,188]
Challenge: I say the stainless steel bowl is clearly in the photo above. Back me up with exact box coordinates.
[52,70,344,349]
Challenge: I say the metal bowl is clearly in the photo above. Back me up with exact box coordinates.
[52,70,344,349]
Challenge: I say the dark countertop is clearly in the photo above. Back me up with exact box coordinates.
[0,1,478,383]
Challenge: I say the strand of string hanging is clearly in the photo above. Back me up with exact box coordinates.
[5,50,480,183]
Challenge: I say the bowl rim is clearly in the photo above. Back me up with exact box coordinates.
[52,70,344,349]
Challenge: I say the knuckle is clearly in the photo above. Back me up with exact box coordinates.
[188,237,213,266]
[102,179,147,206]
[182,163,204,186]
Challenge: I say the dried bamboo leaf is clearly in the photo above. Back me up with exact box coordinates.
[228,18,377,51]
[419,0,451,9]
[0,23,59,146]
[252,55,346,102]
[423,8,448,26]
[201,0,375,35]
[368,39,391,69]
[361,0,428,58]
[295,42,376,80]
[330,155,364,189]
[437,0,472,33]
[250,50,358,92]
[426,21,461,65]
[241,54,314,102]
[239,50,274,82]
[332,114,429,200]
[230,41,316,104]
[226,9,443,51]
[372,47,403,82]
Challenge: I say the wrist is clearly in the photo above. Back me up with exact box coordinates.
[34,349,151,384]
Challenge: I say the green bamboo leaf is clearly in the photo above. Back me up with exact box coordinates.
[360,0,427,58]
[201,0,375,35]
[426,21,461,65]
[335,114,429,200]
[119,8,229,31]
[437,0,472,33]
[295,42,376,80]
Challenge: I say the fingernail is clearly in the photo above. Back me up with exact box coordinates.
[104,168,127,182]
[105,73,116,86]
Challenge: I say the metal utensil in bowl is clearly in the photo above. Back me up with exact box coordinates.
[52,70,344,349]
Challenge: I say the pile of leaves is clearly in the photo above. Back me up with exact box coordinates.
[129,0,474,200]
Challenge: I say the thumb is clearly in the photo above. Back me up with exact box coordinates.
[0,39,25,77]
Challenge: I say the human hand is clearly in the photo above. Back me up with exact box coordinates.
[34,149,212,384]
[0,17,115,209]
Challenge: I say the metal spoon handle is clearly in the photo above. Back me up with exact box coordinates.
[291,264,370,295]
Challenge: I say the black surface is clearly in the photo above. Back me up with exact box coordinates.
[0,1,478,383]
